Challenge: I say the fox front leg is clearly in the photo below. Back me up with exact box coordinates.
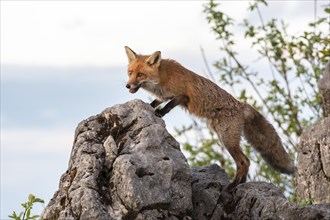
[155,96,189,117]
[150,99,163,108]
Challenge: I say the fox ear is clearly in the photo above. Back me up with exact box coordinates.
[125,46,137,63]
[146,51,161,67]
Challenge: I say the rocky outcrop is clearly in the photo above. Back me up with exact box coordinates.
[295,64,330,204]
[41,100,192,219]
[295,117,330,204]
[42,100,330,220]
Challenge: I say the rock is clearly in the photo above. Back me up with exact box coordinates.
[227,182,330,220]
[42,99,330,220]
[318,62,330,117]
[295,116,330,204]
[41,100,192,220]
[191,165,229,220]
[295,62,330,205]
[192,166,330,220]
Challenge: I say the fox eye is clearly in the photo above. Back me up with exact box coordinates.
[128,71,132,76]
[137,72,144,77]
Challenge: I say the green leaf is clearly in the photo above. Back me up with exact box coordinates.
[28,194,35,202]
[34,198,45,204]
[8,211,18,219]
[26,208,31,218]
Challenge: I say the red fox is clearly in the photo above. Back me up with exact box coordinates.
[124,46,295,189]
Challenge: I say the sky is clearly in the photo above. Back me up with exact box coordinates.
[1,1,328,219]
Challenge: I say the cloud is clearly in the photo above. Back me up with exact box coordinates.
[1,127,73,218]
[1,1,253,68]
[1,65,132,129]
[2,128,74,153]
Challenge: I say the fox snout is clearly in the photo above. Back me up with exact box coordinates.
[126,83,140,93]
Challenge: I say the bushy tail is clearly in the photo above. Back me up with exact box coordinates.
[243,104,295,174]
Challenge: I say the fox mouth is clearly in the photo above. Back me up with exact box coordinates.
[128,85,141,93]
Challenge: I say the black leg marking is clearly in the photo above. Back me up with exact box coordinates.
[150,99,163,108]
[155,96,189,117]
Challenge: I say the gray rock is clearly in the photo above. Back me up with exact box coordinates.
[191,165,330,220]
[227,182,330,220]
[318,62,330,117]
[41,100,192,220]
[295,116,330,204]
[294,62,330,206]
[42,99,330,220]
[191,165,229,220]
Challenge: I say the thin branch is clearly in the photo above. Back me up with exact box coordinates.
[200,46,217,83]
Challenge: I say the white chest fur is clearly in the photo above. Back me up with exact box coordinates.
[142,82,172,101]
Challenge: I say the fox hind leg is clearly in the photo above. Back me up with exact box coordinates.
[226,145,250,190]
[215,121,250,190]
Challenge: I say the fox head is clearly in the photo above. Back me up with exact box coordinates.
[124,46,161,93]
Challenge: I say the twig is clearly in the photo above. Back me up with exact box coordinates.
[200,46,217,83]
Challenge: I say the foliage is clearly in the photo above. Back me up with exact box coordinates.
[9,194,44,220]
[177,0,329,195]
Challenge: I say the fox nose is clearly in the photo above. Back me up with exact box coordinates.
[126,84,131,89]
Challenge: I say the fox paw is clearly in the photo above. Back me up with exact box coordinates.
[154,110,164,118]
[227,181,238,192]
[227,178,247,192]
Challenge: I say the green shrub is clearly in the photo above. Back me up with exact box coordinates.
[9,194,44,220]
